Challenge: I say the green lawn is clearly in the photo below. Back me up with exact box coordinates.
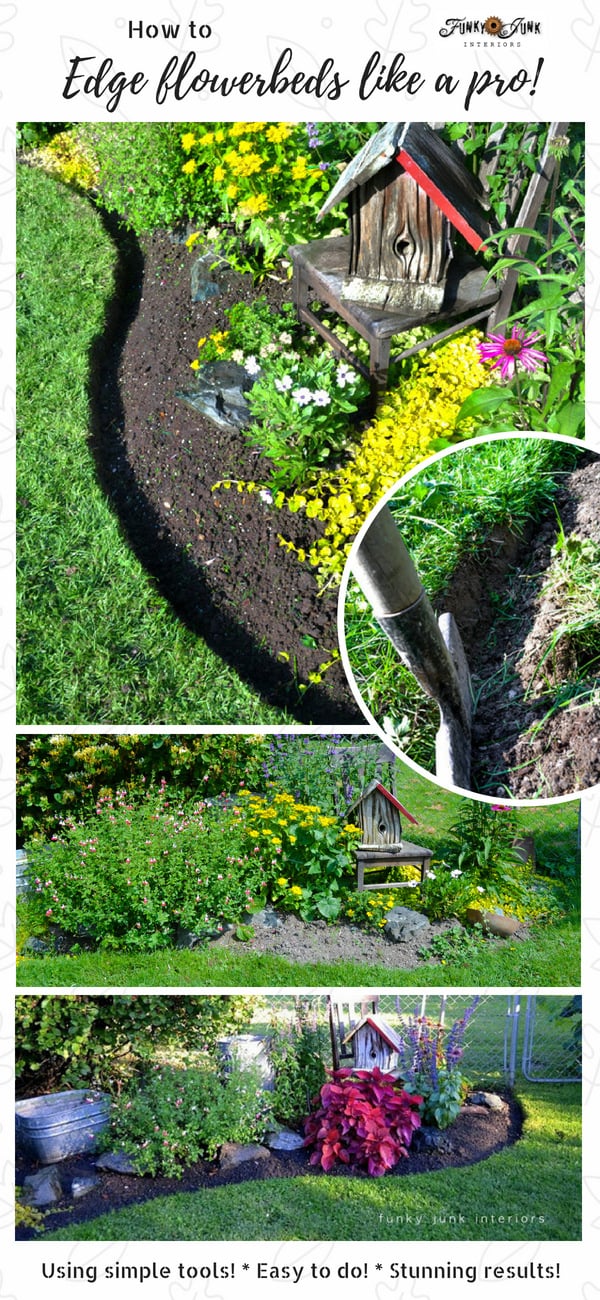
[17,164,284,725]
[45,1082,580,1241]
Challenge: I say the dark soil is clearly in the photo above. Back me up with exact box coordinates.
[440,454,600,798]
[212,912,517,970]
[16,1091,522,1239]
[90,222,361,723]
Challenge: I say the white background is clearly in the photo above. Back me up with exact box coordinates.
[2,1,600,1297]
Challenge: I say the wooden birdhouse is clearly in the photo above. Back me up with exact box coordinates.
[317,121,492,312]
[347,781,432,891]
[343,1013,404,1072]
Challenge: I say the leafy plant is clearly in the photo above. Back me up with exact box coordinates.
[396,998,480,1128]
[269,1001,329,1126]
[304,1067,422,1176]
[419,924,487,965]
[446,802,523,888]
[101,1059,272,1177]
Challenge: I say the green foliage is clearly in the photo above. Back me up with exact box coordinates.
[262,734,381,814]
[414,1067,465,1130]
[196,299,369,491]
[76,122,216,234]
[15,1188,46,1233]
[419,924,487,966]
[15,995,253,1097]
[269,1002,329,1126]
[101,1060,271,1177]
[421,863,479,923]
[17,122,65,150]
[446,801,522,887]
[181,121,374,278]
[22,791,270,950]
[17,733,266,841]
[236,790,360,922]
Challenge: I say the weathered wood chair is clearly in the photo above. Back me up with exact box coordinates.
[289,121,568,393]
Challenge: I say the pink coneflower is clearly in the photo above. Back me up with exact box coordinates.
[478,327,548,380]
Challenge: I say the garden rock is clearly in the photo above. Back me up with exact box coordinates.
[384,906,431,943]
[177,361,253,431]
[22,936,50,955]
[71,1175,100,1199]
[22,1166,63,1207]
[265,1127,305,1151]
[218,1141,271,1170]
[95,1151,139,1174]
[468,1091,505,1111]
[412,1126,454,1154]
[250,906,284,931]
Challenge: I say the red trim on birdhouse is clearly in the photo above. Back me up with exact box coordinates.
[396,148,486,252]
[375,782,418,824]
[343,1014,403,1052]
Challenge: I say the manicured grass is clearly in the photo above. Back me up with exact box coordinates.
[16,916,580,988]
[17,165,285,724]
[45,1082,581,1241]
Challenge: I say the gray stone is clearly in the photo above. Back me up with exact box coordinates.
[219,1141,271,1170]
[71,1175,100,1199]
[191,254,222,303]
[266,1127,305,1151]
[22,1165,63,1207]
[177,360,254,431]
[412,1126,453,1153]
[384,906,431,943]
[468,1091,505,1111]
[95,1150,139,1174]
[250,906,284,931]
[22,936,50,955]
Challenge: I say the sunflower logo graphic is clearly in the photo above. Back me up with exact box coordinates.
[484,16,504,35]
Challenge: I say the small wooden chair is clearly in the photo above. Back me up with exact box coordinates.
[289,121,568,394]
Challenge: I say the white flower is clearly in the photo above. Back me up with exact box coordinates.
[450,869,463,878]
[428,872,436,881]
[260,342,277,357]
[336,363,357,388]
[407,880,418,888]
[244,355,260,376]
[231,349,244,364]
[278,331,293,345]
[259,488,273,505]
[274,375,293,393]
[292,387,312,406]
[312,389,331,407]
[476,886,485,894]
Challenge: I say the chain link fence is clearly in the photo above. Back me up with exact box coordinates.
[328,993,582,1085]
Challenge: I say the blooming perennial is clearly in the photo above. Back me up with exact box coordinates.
[478,326,548,380]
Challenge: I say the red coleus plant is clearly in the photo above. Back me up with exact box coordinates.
[304,1067,422,1177]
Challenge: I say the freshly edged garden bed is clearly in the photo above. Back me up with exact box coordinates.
[16,1090,521,1240]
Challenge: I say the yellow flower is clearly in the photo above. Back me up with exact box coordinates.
[266,124,293,144]
[213,164,227,183]
[237,193,269,217]
[181,132,196,152]
[277,877,288,887]
[226,183,238,199]
[190,359,200,370]
[182,159,196,174]
[185,231,201,250]
[290,885,303,897]
[198,132,215,147]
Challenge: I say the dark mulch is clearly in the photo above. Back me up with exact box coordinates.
[440,454,600,798]
[16,1091,522,1239]
[89,219,362,723]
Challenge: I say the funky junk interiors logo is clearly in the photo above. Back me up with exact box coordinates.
[440,17,542,43]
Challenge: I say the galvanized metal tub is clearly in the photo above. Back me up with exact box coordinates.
[15,1089,110,1163]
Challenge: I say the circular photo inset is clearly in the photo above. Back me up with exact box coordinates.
[340,434,599,801]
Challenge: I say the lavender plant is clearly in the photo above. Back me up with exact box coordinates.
[396,997,480,1128]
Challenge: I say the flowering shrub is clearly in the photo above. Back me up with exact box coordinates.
[396,997,480,1128]
[101,1060,271,1177]
[304,1067,422,1176]
[234,789,361,921]
[31,129,98,191]
[22,788,270,950]
[181,121,372,276]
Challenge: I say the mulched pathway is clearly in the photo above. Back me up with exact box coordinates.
[16,1091,522,1239]
[89,221,362,723]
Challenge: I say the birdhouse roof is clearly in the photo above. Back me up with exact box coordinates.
[347,780,418,825]
[342,1013,404,1052]
[318,121,492,252]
